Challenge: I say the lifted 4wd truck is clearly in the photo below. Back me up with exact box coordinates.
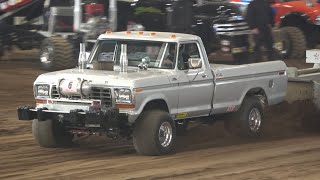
[17,31,288,156]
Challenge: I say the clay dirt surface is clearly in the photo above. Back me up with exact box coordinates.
[1,54,320,180]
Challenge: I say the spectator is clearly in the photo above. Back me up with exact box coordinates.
[246,0,275,61]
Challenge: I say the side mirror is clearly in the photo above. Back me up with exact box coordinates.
[188,58,202,69]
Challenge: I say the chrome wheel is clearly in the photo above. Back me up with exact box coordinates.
[158,121,173,148]
[248,108,262,132]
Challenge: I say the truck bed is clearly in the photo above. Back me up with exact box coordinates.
[209,61,288,114]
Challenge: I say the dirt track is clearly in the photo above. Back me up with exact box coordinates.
[1,59,320,179]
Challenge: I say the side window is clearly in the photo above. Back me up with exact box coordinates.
[92,41,116,62]
[178,43,201,70]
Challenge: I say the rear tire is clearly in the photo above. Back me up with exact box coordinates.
[32,119,73,148]
[274,27,306,59]
[39,36,76,71]
[224,96,264,137]
[133,110,176,156]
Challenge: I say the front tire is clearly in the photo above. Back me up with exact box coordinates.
[32,119,73,148]
[224,96,264,137]
[133,110,176,156]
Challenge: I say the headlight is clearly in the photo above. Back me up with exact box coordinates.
[36,85,50,97]
[114,88,131,103]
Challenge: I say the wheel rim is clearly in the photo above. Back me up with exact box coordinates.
[248,108,262,132]
[158,121,173,148]
[40,46,53,64]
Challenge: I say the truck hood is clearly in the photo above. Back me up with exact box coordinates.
[35,68,173,88]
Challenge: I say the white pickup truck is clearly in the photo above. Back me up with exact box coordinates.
[17,31,288,155]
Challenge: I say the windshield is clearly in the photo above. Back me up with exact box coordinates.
[89,40,177,69]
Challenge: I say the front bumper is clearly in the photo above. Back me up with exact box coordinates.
[17,106,122,129]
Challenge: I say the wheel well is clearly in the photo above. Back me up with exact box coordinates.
[280,13,309,30]
[245,88,268,105]
[143,99,169,113]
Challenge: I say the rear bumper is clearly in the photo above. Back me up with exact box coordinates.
[17,106,121,128]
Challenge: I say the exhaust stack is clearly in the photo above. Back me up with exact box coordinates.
[78,43,87,70]
[120,44,128,72]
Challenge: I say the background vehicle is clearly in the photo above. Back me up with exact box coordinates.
[273,0,320,49]
[17,31,288,155]
[0,0,133,70]
[128,0,251,63]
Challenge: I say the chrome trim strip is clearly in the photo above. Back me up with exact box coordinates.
[215,71,285,82]
[140,79,213,91]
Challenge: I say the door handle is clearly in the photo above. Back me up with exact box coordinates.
[172,77,177,81]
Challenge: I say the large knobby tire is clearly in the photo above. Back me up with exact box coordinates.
[274,27,306,59]
[133,110,176,156]
[32,119,73,148]
[224,96,264,137]
[39,36,76,71]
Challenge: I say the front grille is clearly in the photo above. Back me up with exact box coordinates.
[89,87,112,107]
[50,85,112,107]
[214,21,250,36]
[51,85,60,99]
